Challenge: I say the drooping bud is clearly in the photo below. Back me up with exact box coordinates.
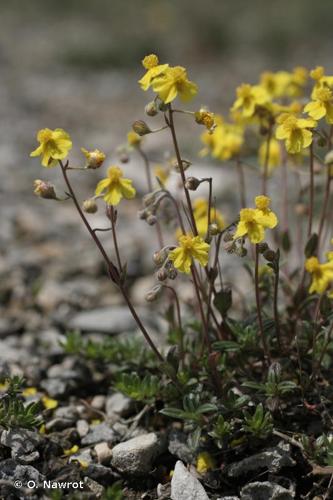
[263,249,276,262]
[145,101,159,117]
[143,192,157,207]
[81,148,106,169]
[235,246,247,257]
[168,268,178,280]
[171,158,191,172]
[132,120,151,136]
[145,285,162,302]
[146,214,157,226]
[208,223,219,236]
[157,268,168,281]
[185,177,201,191]
[33,180,57,200]
[223,232,233,242]
[83,198,98,214]
[257,242,269,254]
[153,248,168,266]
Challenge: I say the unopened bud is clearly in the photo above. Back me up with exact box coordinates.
[185,177,201,191]
[138,209,148,220]
[325,150,333,166]
[34,180,57,200]
[81,148,105,169]
[158,101,169,112]
[223,232,233,242]
[119,152,129,163]
[235,246,247,257]
[83,198,98,214]
[153,249,168,266]
[146,215,157,226]
[168,268,178,280]
[143,192,157,207]
[145,101,159,117]
[257,242,269,254]
[145,285,162,302]
[224,241,235,253]
[263,249,276,262]
[132,120,151,136]
[157,268,168,281]
[209,223,219,236]
[172,158,191,172]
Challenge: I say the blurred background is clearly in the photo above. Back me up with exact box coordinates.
[1,0,333,346]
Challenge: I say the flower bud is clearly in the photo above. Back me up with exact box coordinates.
[145,101,159,117]
[185,177,201,191]
[138,209,148,220]
[257,242,269,254]
[325,150,333,166]
[235,246,247,257]
[33,180,57,200]
[223,232,233,242]
[158,101,169,112]
[171,158,191,172]
[263,249,276,262]
[157,268,168,281]
[83,198,98,214]
[223,241,236,253]
[119,153,129,163]
[209,223,219,236]
[145,285,162,302]
[132,120,151,136]
[168,268,178,280]
[153,249,168,266]
[143,192,157,207]
[81,148,106,169]
[146,215,157,226]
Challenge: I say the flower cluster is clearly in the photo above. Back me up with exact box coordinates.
[234,196,278,244]
[138,53,198,104]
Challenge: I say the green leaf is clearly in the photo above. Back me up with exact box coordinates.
[213,288,232,316]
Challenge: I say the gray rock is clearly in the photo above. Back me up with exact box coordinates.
[84,477,105,498]
[106,392,133,419]
[0,458,45,485]
[81,423,115,446]
[91,395,106,411]
[40,378,69,397]
[240,481,295,500]
[85,463,117,484]
[54,405,79,421]
[77,419,90,438]
[168,430,193,463]
[68,306,158,334]
[217,498,240,500]
[111,432,166,475]
[228,442,295,477]
[171,461,209,500]
[1,429,44,464]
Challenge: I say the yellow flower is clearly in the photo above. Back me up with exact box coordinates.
[42,396,58,410]
[258,139,281,174]
[310,66,333,96]
[63,445,79,456]
[287,67,308,97]
[305,256,333,294]
[196,452,215,473]
[275,113,316,154]
[127,131,142,148]
[304,85,333,124]
[138,54,169,91]
[234,196,278,244]
[169,234,210,274]
[152,66,198,104]
[232,84,270,118]
[81,148,106,169]
[201,115,244,161]
[260,71,291,98]
[22,387,38,397]
[254,195,278,229]
[193,198,225,238]
[95,166,136,206]
[154,165,169,186]
[30,128,72,167]
[195,109,215,132]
